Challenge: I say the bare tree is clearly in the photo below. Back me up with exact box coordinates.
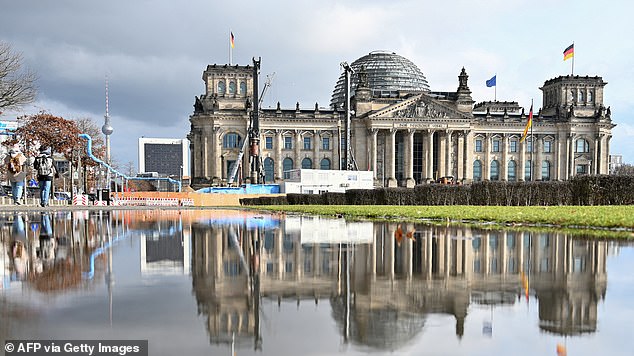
[613,164,634,176]
[0,41,37,113]
[122,161,136,177]
[74,117,106,166]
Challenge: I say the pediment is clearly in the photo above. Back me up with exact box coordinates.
[368,93,471,120]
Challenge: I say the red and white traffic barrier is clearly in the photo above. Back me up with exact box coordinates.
[73,194,88,206]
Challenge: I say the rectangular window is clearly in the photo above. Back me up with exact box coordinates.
[492,140,500,153]
[475,139,483,152]
[543,140,552,153]
[526,140,533,153]
[576,164,587,175]
[510,140,518,153]
[265,136,273,149]
[284,136,292,149]
[322,137,330,150]
[304,137,311,150]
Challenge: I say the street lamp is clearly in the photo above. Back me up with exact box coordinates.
[179,165,183,192]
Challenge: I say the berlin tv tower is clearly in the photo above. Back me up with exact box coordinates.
[102,76,113,164]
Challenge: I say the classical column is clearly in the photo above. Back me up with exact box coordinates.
[501,134,508,181]
[604,135,611,174]
[554,134,560,180]
[437,130,446,180]
[334,126,341,170]
[568,134,575,179]
[457,131,465,180]
[444,130,453,178]
[464,130,473,182]
[275,130,283,180]
[405,129,415,188]
[426,129,435,182]
[294,130,302,169]
[519,137,526,181]
[564,134,571,179]
[483,134,490,180]
[387,129,397,187]
[370,129,378,180]
[535,135,543,180]
[313,130,320,170]
[203,133,209,178]
[593,137,599,174]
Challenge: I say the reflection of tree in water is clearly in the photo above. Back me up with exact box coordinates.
[29,261,83,292]
[329,295,425,351]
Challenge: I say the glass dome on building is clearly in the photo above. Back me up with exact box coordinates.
[330,51,430,108]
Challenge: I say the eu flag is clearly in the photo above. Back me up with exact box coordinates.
[486,75,496,87]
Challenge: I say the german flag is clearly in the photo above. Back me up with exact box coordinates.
[563,44,574,61]
[230,32,235,49]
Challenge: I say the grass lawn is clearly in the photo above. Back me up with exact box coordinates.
[252,205,634,231]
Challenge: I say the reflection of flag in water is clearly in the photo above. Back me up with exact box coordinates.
[394,225,403,245]
[521,271,529,300]
[394,225,416,246]
[556,343,567,356]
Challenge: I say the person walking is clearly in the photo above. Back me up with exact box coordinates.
[4,145,28,205]
[33,146,57,207]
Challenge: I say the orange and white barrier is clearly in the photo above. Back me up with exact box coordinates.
[93,200,107,206]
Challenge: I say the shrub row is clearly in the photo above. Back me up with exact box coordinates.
[240,175,634,206]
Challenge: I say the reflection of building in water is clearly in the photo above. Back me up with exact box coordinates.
[140,219,190,275]
[192,217,608,351]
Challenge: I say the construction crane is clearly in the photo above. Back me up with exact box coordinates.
[227,67,275,185]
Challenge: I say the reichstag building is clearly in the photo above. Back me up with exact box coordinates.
[188,51,615,188]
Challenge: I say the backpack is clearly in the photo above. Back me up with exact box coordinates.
[35,156,53,177]
[8,156,22,174]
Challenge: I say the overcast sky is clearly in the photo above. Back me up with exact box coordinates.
[1,0,633,169]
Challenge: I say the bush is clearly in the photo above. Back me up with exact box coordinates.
[323,192,346,205]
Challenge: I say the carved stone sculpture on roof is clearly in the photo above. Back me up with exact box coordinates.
[194,97,203,113]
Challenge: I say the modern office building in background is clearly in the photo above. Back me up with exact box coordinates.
[138,138,189,177]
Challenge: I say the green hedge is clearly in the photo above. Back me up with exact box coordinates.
[239,175,633,206]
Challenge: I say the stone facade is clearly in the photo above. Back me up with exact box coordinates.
[188,57,615,188]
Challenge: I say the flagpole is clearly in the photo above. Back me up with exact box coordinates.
[494,73,497,101]
[530,98,534,181]
[571,41,574,76]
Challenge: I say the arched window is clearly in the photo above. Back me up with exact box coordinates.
[218,80,226,95]
[575,138,589,153]
[473,160,482,181]
[228,81,236,94]
[542,160,551,181]
[570,89,576,103]
[240,81,247,94]
[301,157,313,169]
[222,132,241,148]
[263,157,274,183]
[282,158,293,179]
[525,160,532,181]
[490,160,500,180]
[508,160,517,181]
[320,158,331,170]
[578,89,585,103]
[588,89,594,103]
